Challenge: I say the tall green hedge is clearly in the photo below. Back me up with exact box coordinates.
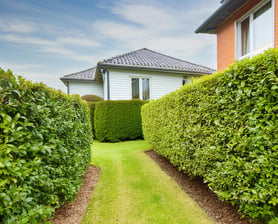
[0,69,92,223]
[142,48,278,223]
[86,96,103,137]
[94,100,147,142]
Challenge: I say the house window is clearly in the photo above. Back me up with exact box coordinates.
[183,76,191,85]
[142,78,150,100]
[132,78,139,99]
[240,17,250,56]
[236,0,273,60]
[131,77,150,100]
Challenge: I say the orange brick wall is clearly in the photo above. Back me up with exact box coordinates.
[216,0,273,71]
[217,19,235,71]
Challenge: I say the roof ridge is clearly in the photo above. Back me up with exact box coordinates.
[142,48,215,71]
[100,48,148,63]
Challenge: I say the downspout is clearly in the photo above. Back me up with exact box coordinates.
[101,69,110,100]
[66,81,70,94]
[106,70,110,100]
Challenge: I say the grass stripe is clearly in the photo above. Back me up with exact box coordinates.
[82,140,214,224]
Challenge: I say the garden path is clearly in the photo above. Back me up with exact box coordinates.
[82,140,214,224]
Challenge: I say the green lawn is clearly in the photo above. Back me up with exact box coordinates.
[82,140,214,224]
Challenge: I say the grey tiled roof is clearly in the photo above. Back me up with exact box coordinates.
[99,48,215,74]
[61,66,97,81]
[61,48,215,82]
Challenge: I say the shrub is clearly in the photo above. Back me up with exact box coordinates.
[0,69,92,223]
[81,94,103,102]
[84,95,103,136]
[94,100,147,142]
[141,48,278,222]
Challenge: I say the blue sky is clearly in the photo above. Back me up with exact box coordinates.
[0,0,221,92]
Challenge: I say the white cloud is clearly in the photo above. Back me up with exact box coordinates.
[41,45,97,63]
[111,3,178,31]
[0,34,57,47]
[0,61,66,91]
[57,36,100,48]
[0,33,97,63]
[0,61,43,71]
[22,71,67,92]
[0,18,38,33]
[91,21,216,67]
[90,0,218,68]
[92,21,151,43]
[110,0,220,33]
[146,34,215,57]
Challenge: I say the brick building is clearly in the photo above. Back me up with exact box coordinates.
[196,0,276,71]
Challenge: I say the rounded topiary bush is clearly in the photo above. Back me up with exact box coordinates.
[81,94,103,102]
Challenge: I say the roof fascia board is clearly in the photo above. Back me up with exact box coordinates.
[98,63,212,76]
[60,78,100,82]
[195,0,248,34]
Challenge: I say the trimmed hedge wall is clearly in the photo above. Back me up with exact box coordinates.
[142,48,278,222]
[94,100,147,142]
[85,96,102,137]
[0,69,92,223]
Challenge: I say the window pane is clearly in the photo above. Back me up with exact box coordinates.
[132,78,139,99]
[241,17,250,56]
[183,77,191,85]
[142,78,150,100]
[253,1,273,51]
[254,1,271,19]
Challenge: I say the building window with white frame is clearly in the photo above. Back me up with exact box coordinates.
[142,78,150,100]
[131,77,150,100]
[183,76,192,85]
[236,0,273,60]
[131,78,140,99]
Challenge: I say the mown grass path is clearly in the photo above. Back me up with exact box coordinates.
[82,140,214,224]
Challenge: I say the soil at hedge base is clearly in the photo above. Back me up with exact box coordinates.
[50,166,100,224]
[146,150,259,224]
[50,152,260,224]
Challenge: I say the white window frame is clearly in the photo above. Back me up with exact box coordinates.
[183,76,192,85]
[235,0,274,60]
[130,76,151,100]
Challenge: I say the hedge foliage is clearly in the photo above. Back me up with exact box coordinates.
[94,100,147,142]
[142,48,278,222]
[83,95,103,136]
[0,69,92,223]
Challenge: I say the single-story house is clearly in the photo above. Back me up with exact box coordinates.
[60,48,215,100]
[196,0,276,70]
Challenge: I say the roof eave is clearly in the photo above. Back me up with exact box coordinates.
[98,63,214,75]
[60,77,99,82]
[195,0,248,34]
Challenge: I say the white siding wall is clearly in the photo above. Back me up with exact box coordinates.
[69,81,104,98]
[107,69,184,100]
[151,73,183,99]
[109,70,130,100]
